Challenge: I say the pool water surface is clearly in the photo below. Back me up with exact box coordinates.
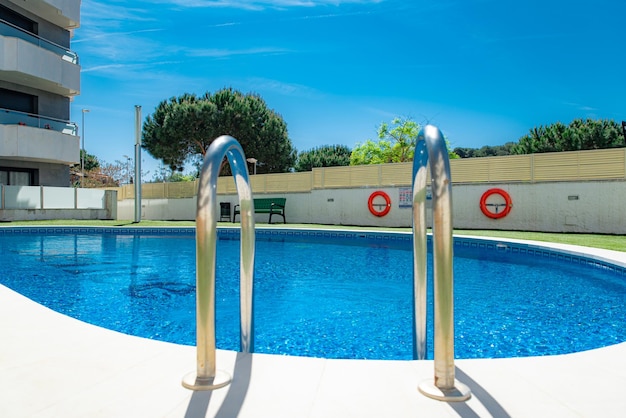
[1,228,624,360]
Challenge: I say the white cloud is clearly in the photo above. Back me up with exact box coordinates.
[75,1,167,63]
[148,0,383,10]
[244,77,323,98]
[81,63,132,73]
[562,102,598,112]
[80,0,156,28]
[187,47,289,58]
[82,61,181,74]
[73,28,165,44]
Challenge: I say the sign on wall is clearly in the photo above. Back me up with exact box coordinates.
[399,187,412,208]
[398,187,432,208]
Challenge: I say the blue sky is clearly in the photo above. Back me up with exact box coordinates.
[71,0,626,177]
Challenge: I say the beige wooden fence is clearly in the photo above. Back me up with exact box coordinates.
[114,148,626,200]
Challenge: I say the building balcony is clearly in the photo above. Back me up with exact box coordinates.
[1,19,78,64]
[0,108,79,165]
[0,25,80,96]
[6,0,80,29]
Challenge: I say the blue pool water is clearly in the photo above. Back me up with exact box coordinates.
[1,228,625,360]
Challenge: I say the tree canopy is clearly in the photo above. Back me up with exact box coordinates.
[512,118,624,154]
[454,143,516,158]
[350,117,419,165]
[80,149,100,171]
[350,117,458,165]
[294,145,352,172]
[150,166,197,183]
[142,88,296,174]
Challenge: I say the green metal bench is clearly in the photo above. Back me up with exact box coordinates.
[233,197,286,224]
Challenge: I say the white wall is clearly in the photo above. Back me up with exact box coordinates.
[453,182,626,233]
[117,198,196,221]
[118,188,424,227]
[118,180,626,234]
[0,186,117,220]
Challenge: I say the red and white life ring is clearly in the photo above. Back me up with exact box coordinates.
[368,191,391,217]
[480,188,512,219]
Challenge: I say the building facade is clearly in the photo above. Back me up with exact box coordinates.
[0,0,80,187]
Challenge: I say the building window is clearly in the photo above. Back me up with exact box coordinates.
[0,168,35,186]
[0,88,37,114]
[0,4,37,34]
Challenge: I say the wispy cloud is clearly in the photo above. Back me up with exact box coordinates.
[214,22,241,27]
[82,61,181,74]
[73,28,165,43]
[80,0,156,27]
[81,63,134,73]
[187,47,289,58]
[77,31,167,62]
[75,1,167,63]
[361,106,398,121]
[148,0,383,11]
[244,77,323,99]
[562,102,598,112]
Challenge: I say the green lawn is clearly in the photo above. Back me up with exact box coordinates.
[453,229,626,252]
[3,220,625,252]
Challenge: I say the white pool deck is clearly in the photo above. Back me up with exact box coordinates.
[1,238,625,417]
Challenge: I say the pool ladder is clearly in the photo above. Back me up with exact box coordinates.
[412,125,471,401]
[182,128,470,402]
[182,135,256,390]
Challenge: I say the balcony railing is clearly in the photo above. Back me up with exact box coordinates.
[0,19,78,64]
[0,108,77,136]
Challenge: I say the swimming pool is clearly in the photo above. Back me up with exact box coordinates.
[1,227,624,360]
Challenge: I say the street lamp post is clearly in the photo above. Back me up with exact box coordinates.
[246,157,258,175]
[80,109,90,187]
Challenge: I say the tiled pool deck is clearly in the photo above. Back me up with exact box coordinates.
[1,227,625,417]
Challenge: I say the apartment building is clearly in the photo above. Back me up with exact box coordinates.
[0,0,80,187]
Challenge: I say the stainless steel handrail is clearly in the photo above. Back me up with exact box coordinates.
[182,135,256,391]
[412,125,471,401]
